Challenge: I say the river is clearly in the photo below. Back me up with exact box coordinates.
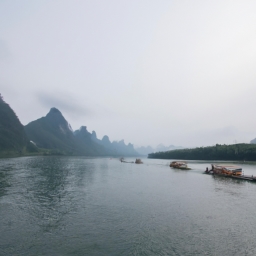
[1,156,256,255]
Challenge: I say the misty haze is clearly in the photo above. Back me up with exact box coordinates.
[1,1,256,255]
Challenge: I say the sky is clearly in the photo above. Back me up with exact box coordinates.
[1,0,256,148]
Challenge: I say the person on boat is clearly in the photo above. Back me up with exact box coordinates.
[205,167,209,173]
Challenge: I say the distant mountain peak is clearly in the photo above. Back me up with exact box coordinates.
[47,107,62,116]
[102,135,109,140]
[102,135,111,144]
[45,107,73,132]
[46,107,65,122]
[80,126,87,131]
[91,131,97,139]
[78,126,90,135]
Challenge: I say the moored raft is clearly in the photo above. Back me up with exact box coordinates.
[208,164,242,176]
[204,164,256,182]
[204,172,256,182]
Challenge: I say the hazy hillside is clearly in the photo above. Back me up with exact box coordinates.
[25,108,108,156]
[24,107,138,156]
[73,126,108,155]
[0,94,36,155]
[0,94,138,157]
[250,138,256,144]
[25,108,78,154]
[136,144,183,156]
[91,131,138,156]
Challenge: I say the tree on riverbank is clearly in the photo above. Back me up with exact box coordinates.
[148,143,256,161]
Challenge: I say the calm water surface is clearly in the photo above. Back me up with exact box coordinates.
[1,156,256,255]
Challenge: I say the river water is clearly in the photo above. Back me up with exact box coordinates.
[1,156,256,255]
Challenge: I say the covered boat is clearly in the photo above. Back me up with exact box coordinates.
[135,159,143,164]
[209,164,242,176]
[170,161,191,170]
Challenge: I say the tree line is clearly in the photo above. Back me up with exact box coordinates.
[148,143,256,161]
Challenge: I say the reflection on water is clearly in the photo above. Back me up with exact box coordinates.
[25,157,72,232]
[1,156,256,255]
[212,174,246,185]
[0,165,12,198]
[24,157,97,234]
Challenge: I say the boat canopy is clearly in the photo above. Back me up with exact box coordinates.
[213,164,242,171]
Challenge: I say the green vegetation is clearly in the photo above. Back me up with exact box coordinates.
[0,95,28,154]
[0,97,26,151]
[0,95,38,157]
[148,143,256,161]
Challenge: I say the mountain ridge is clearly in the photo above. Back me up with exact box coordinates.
[0,94,139,157]
[24,106,138,156]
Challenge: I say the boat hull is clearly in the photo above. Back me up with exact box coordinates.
[204,172,256,182]
[172,166,191,170]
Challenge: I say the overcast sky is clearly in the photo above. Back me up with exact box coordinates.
[1,0,256,148]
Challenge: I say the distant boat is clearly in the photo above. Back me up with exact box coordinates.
[120,157,134,163]
[135,159,143,164]
[170,161,191,170]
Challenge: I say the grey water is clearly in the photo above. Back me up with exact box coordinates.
[1,157,256,256]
